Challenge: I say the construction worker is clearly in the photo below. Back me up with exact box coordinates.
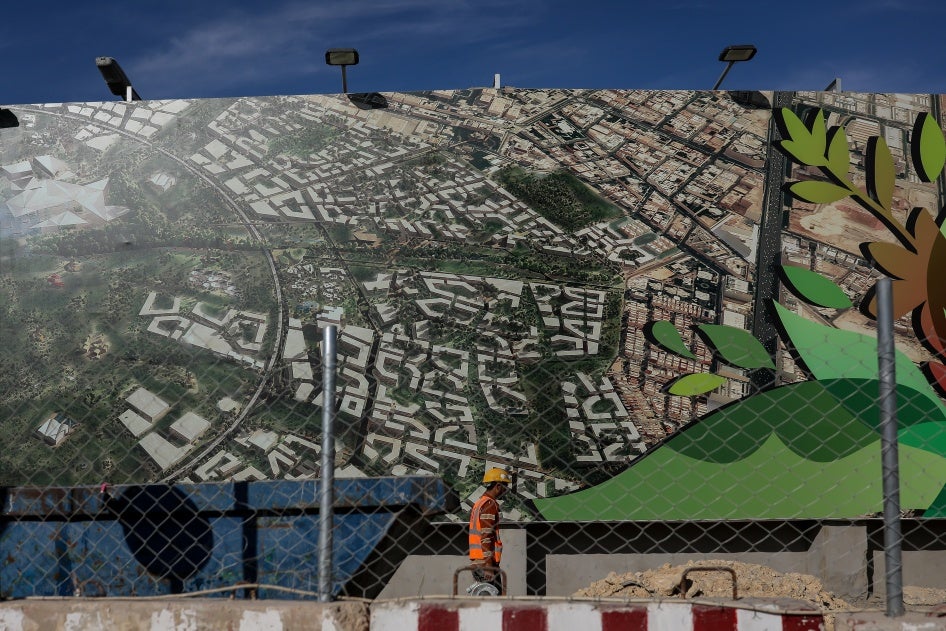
[469,467,512,592]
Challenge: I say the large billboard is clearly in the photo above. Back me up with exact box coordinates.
[2,89,945,521]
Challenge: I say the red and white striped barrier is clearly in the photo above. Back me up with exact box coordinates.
[370,599,824,631]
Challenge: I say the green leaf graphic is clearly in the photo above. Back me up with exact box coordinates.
[912,112,946,183]
[867,136,895,212]
[697,324,775,369]
[788,181,850,204]
[779,107,809,138]
[826,126,850,175]
[780,265,852,309]
[778,108,827,166]
[773,301,946,424]
[667,373,727,396]
[649,321,697,359]
[810,109,827,157]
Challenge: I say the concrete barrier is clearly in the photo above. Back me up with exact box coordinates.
[0,598,370,631]
[6,597,946,630]
[831,612,946,630]
[369,597,825,630]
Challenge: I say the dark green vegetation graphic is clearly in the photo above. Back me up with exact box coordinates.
[697,324,774,370]
[646,321,697,359]
[0,248,270,485]
[495,166,622,231]
[535,378,946,520]
[779,265,852,309]
[268,118,339,158]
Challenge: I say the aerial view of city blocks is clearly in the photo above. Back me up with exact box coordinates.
[3,88,946,521]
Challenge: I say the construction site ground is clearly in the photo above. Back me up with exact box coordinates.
[575,559,946,629]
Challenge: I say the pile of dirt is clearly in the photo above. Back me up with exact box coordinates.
[573,560,850,610]
[575,560,946,631]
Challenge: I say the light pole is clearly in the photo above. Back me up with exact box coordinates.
[95,57,141,102]
[713,44,757,90]
[325,48,359,94]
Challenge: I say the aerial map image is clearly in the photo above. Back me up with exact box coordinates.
[3,88,946,522]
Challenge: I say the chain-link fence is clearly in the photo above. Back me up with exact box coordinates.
[2,88,946,604]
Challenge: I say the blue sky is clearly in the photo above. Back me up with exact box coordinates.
[3,0,946,104]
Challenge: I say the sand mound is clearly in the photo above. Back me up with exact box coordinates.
[573,560,850,610]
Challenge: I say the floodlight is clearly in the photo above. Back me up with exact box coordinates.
[95,57,141,102]
[718,45,757,63]
[325,48,359,93]
[713,45,757,90]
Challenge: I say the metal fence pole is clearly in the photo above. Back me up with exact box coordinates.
[876,277,904,617]
[318,325,338,602]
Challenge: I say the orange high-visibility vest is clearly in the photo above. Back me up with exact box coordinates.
[469,495,502,563]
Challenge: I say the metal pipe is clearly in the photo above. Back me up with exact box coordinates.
[712,61,735,91]
[876,277,903,617]
[318,325,338,602]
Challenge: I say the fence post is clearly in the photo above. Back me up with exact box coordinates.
[876,277,903,617]
[319,325,338,602]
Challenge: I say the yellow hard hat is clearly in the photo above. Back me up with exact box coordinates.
[483,468,512,485]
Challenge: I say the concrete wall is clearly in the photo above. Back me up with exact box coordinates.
[870,549,946,599]
[536,523,865,600]
[378,529,527,598]
[867,520,946,599]
[380,519,946,601]
[545,524,869,598]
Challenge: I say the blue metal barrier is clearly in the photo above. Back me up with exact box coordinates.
[0,477,452,599]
